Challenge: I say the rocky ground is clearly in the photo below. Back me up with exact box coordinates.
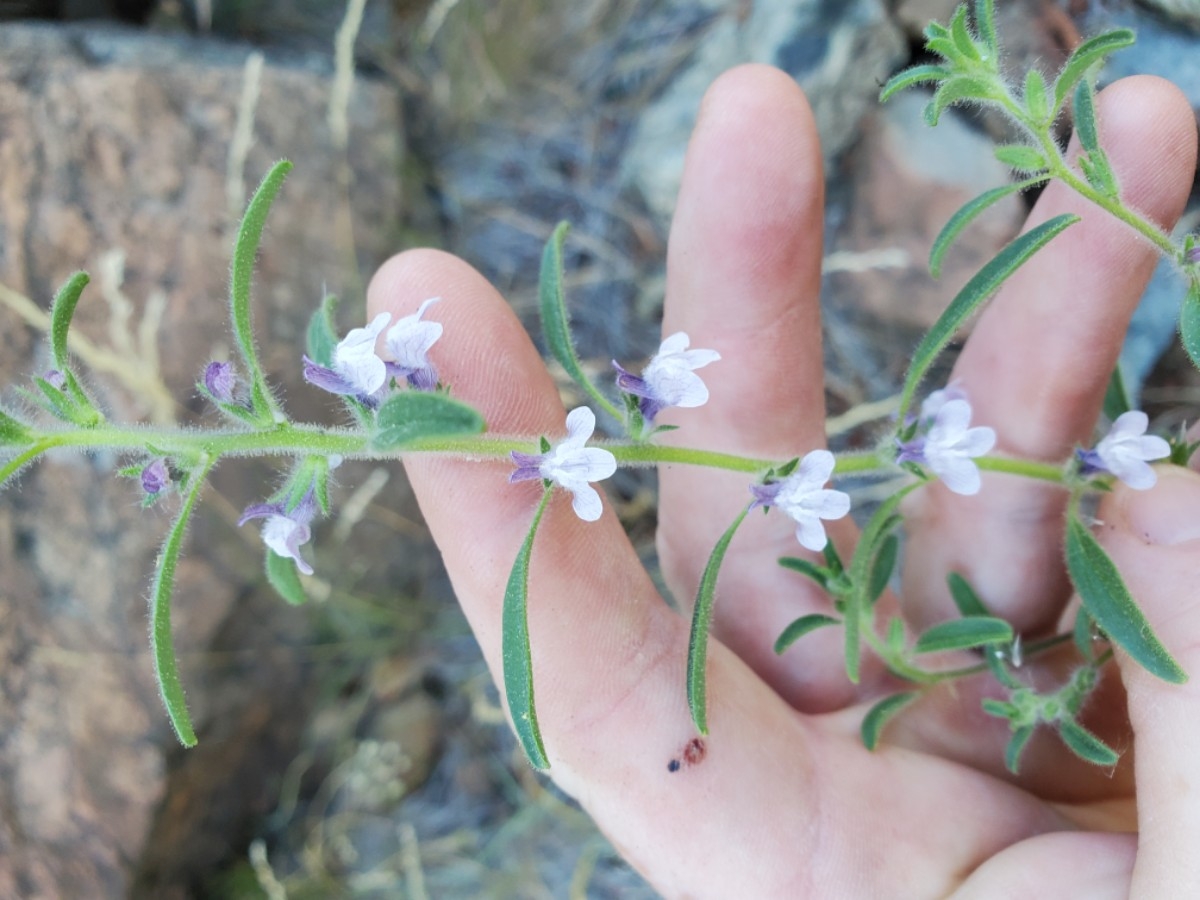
[0,1,1197,897]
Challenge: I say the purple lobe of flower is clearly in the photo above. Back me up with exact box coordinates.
[1082,410,1171,490]
[508,407,617,522]
[239,490,318,575]
[203,361,237,404]
[750,449,850,552]
[141,458,169,495]
[385,297,442,391]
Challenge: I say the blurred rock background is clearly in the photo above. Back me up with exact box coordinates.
[0,1,1196,897]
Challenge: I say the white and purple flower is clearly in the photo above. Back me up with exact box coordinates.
[750,449,850,552]
[1077,410,1170,490]
[510,406,617,522]
[614,332,720,426]
[203,361,238,404]
[897,394,995,496]
[384,297,443,391]
[140,458,170,496]
[239,489,319,575]
[303,312,393,407]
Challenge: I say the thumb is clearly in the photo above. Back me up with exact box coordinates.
[1099,465,1200,897]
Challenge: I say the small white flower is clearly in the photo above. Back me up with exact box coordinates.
[335,312,392,395]
[509,407,617,522]
[614,332,720,425]
[898,398,995,496]
[750,449,851,552]
[1083,410,1171,490]
[385,297,443,391]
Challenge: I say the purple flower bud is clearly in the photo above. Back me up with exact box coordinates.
[44,370,66,390]
[141,458,170,495]
[203,361,237,404]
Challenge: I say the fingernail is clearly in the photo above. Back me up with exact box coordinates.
[1118,466,1200,546]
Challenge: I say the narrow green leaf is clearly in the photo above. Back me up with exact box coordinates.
[373,391,486,449]
[0,408,32,447]
[688,505,751,734]
[1058,717,1119,766]
[879,64,950,103]
[1066,515,1186,682]
[33,377,84,424]
[502,489,553,769]
[861,692,919,751]
[150,457,215,747]
[929,177,1048,279]
[538,222,621,420]
[266,550,308,605]
[947,572,991,617]
[306,294,340,368]
[973,0,997,56]
[0,440,51,491]
[1023,69,1049,123]
[924,75,997,126]
[1180,280,1200,372]
[949,6,980,61]
[230,160,293,420]
[914,616,1013,653]
[993,145,1048,173]
[774,614,840,655]
[1053,28,1136,113]
[1073,79,1100,154]
[901,213,1078,420]
[867,533,898,603]
[778,555,829,589]
[49,271,90,372]
[1004,725,1035,774]
[1080,149,1119,198]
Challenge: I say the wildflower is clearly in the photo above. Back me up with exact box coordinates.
[1077,410,1170,490]
[614,332,720,425]
[750,449,850,552]
[897,396,995,496]
[303,312,392,407]
[384,297,443,391]
[140,458,169,496]
[202,361,237,404]
[239,490,318,575]
[509,406,617,522]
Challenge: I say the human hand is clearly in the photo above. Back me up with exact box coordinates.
[367,66,1199,898]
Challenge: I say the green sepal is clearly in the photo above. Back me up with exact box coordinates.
[230,160,293,422]
[49,271,90,373]
[1004,725,1035,774]
[266,549,308,606]
[150,457,215,747]
[924,75,997,126]
[1023,69,1049,124]
[774,614,840,655]
[879,64,950,103]
[0,408,33,447]
[914,616,1014,654]
[1065,513,1186,683]
[899,213,1078,420]
[502,487,553,769]
[993,145,1048,174]
[687,505,751,734]
[539,434,552,454]
[373,391,486,449]
[861,692,919,751]
[947,571,991,617]
[1058,717,1119,767]
[1053,28,1135,114]
[305,294,340,368]
[929,176,1049,279]
[1180,279,1200,372]
[538,222,620,420]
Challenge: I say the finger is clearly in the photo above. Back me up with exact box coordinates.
[367,251,1062,897]
[1099,466,1200,896]
[656,65,877,711]
[903,76,1198,634]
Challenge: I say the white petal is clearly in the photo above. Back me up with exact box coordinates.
[1112,458,1157,490]
[1132,435,1171,462]
[935,456,982,495]
[810,489,851,521]
[959,425,996,457]
[1110,410,1149,440]
[794,516,829,552]
[578,447,617,481]
[562,407,597,448]
[568,482,604,521]
[647,364,708,407]
[934,398,973,436]
[796,449,836,487]
[677,348,721,369]
[657,332,690,356]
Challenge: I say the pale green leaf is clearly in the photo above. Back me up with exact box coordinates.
[929,176,1048,279]
[879,64,949,103]
[49,271,90,372]
[861,692,919,751]
[993,145,1048,173]
[1058,717,1119,766]
[947,571,991,617]
[914,616,1013,653]
[1053,28,1135,113]
[266,550,308,605]
[1004,725,1035,773]
[1180,280,1200,372]
[774,614,840,655]
[373,391,486,449]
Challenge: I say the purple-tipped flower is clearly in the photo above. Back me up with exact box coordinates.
[897,396,995,496]
[44,370,66,390]
[239,490,319,575]
[303,312,392,407]
[141,458,169,495]
[509,406,617,522]
[203,361,237,404]
[1077,410,1170,490]
[385,297,443,391]
[614,332,720,425]
[750,450,850,552]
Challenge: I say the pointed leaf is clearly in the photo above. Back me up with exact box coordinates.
[502,489,552,769]
[925,75,997,126]
[900,213,1078,420]
[1023,69,1049,123]
[861,692,919,751]
[879,64,949,103]
[0,408,32,447]
[306,294,340,368]
[868,533,898,603]
[688,506,751,734]
[777,555,829,589]
[974,0,997,56]
[1058,717,1119,766]
[929,177,1048,278]
[1053,28,1135,113]
[949,6,981,61]
[914,616,1013,653]
[1073,79,1100,154]
[266,550,308,605]
[774,614,840,655]
[49,271,90,372]
[1180,280,1200,372]
[373,391,486,449]
[1065,515,1186,683]
[1004,725,1035,774]
[150,457,215,747]
[947,572,991,617]
[0,441,51,491]
[993,145,1048,174]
